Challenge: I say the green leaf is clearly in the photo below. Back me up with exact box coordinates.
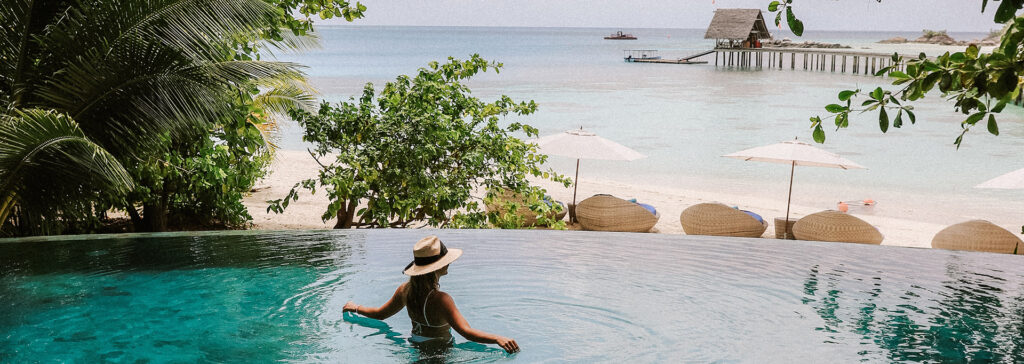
[995,0,1021,23]
[870,87,884,100]
[966,44,980,59]
[838,90,857,101]
[950,52,967,63]
[825,104,845,113]
[993,70,1019,97]
[939,73,952,91]
[768,1,781,11]
[888,71,909,79]
[906,109,916,124]
[965,112,986,125]
[785,7,803,36]
[921,72,942,93]
[813,125,826,143]
[988,114,999,135]
[893,110,903,128]
[992,100,1008,113]
[879,108,889,133]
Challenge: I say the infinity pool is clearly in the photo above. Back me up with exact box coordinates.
[2,230,1023,362]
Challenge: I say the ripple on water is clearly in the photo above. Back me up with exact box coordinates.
[2,229,1024,362]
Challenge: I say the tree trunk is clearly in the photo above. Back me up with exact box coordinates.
[141,179,171,232]
[142,202,167,232]
[125,203,142,232]
[333,199,358,229]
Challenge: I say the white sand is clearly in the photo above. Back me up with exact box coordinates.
[244,150,1017,249]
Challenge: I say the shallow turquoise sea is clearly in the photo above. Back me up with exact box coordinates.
[3,230,1024,362]
[272,26,1024,225]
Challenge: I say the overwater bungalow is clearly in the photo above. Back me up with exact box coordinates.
[704,9,772,49]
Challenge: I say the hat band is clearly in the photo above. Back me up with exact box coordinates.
[403,243,448,272]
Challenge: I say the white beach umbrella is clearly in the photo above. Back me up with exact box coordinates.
[533,128,646,216]
[723,139,865,237]
[976,167,1024,189]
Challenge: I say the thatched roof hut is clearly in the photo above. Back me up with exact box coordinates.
[704,9,771,48]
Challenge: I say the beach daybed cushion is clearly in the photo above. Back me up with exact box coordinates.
[576,195,659,233]
[679,203,768,238]
[931,220,1022,254]
[792,210,884,245]
[485,188,567,227]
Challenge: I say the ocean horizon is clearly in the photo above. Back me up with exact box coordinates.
[271,25,1023,227]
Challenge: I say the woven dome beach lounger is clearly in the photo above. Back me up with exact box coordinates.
[576,195,659,232]
[792,210,884,245]
[679,203,767,238]
[931,220,1022,254]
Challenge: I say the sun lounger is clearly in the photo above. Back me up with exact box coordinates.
[575,195,659,232]
[792,210,884,245]
[679,203,767,238]
[931,220,1021,254]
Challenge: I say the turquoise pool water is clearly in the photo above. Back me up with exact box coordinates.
[2,230,1024,362]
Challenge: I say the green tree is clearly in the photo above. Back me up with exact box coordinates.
[268,56,570,229]
[0,0,311,235]
[768,0,1024,147]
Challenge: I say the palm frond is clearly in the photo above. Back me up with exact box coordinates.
[252,81,317,114]
[0,0,69,106]
[259,30,323,57]
[104,0,281,60]
[0,109,133,223]
[32,34,305,155]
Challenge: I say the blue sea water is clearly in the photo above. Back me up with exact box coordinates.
[272,26,1024,225]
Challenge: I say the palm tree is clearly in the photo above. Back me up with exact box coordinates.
[0,0,308,234]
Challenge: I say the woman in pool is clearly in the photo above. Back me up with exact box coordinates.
[343,236,520,354]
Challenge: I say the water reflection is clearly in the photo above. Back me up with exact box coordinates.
[0,232,353,274]
[801,257,1024,361]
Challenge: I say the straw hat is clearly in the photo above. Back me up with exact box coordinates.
[403,236,463,276]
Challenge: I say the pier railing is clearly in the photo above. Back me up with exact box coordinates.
[714,48,904,75]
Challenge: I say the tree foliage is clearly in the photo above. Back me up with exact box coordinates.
[0,0,331,235]
[268,56,570,229]
[769,0,1024,147]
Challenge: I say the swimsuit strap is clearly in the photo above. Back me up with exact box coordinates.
[422,290,435,326]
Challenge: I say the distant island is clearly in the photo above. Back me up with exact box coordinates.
[879,29,1001,46]
[763,38,851,49]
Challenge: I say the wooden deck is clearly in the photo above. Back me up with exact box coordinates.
[627,58,708,65]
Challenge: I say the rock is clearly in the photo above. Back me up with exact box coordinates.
[878,37,907,44]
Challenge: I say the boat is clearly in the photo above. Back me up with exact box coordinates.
[604,31,637,40]
[623,49,661,61]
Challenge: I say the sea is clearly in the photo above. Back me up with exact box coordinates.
[271,26,1024,227]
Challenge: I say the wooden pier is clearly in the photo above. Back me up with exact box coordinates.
[712,48,904,74]
[628,58,708,65]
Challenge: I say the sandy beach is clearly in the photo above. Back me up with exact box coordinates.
[242,150,1018,249]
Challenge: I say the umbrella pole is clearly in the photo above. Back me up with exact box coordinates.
[571,159,580,223]
[784,161,795,239]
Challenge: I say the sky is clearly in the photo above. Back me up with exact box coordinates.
[319,0,1000,33]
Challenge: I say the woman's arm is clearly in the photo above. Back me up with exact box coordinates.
[437,293,520,353]
[343,283,406,320]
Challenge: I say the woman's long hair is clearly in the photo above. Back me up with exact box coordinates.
[406,271,440,311]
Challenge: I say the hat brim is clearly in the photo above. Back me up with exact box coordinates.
[403,248,462,276]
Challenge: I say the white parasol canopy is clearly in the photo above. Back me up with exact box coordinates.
[976,167,1024,189]
[723,139,865,237]
[533,128,646,219]
[534,129,646,161]
[723,140,865,170]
